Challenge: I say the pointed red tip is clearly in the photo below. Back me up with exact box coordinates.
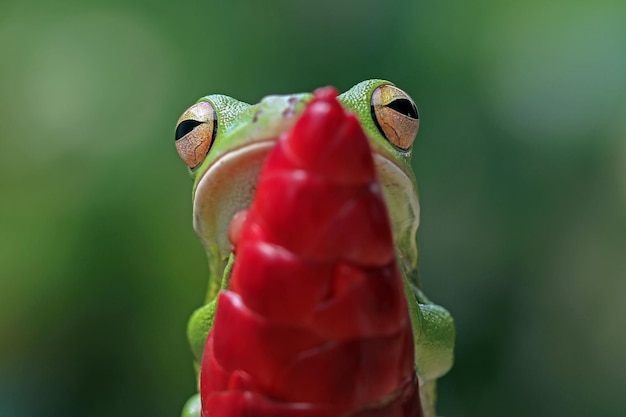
[274,84,375,185]
[312,86,339,100]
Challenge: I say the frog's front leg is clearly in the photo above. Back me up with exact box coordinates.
[181,301,216,417]
[187,300,218,365]
[415,304,454,417]
[182,256,235,417]
[181,393,201,417]
[403,280,455,417]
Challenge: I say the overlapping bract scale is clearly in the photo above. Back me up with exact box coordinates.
[200,87,422,417]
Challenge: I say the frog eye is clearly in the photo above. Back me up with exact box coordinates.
[371,85,419,150]
[175,101,217,169]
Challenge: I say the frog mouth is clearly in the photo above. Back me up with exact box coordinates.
[193,139,420,282]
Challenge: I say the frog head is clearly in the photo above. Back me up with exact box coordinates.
[175,80,421,287]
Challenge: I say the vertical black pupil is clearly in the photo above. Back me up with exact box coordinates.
[387,99,418,119]
[175,120,203,141]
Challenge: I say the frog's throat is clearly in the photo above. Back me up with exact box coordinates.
[192,140,420,282]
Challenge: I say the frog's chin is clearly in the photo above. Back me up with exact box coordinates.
[193,140,420,279]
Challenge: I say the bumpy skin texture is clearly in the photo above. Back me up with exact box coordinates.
[200,88,422,417]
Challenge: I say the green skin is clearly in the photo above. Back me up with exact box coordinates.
[180,80,455,417]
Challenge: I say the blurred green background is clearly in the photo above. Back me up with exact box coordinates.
[1,0,625,416]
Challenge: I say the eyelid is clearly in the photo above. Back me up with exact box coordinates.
[175,101,217,168]
[371,85,419,150]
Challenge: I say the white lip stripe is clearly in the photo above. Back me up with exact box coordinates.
[193,141,420,276]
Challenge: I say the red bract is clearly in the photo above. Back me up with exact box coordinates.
[200,87,422,417]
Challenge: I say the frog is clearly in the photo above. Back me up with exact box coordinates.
[174,80,455,417]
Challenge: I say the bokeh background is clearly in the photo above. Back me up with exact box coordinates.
[1,0,625,416]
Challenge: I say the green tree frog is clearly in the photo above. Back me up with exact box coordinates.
[174,80,455,417]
